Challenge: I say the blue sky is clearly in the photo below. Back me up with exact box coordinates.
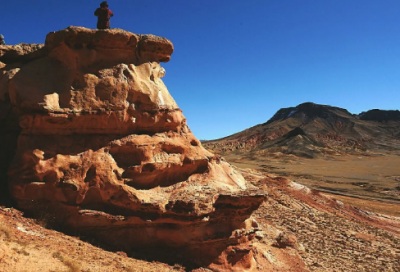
[2,1,400,139]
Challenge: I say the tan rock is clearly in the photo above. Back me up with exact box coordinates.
[2,27,267,268]
[275,231,299,249]
[0,43,45,64]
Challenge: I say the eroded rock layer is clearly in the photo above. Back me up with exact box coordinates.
[1,27,268,268]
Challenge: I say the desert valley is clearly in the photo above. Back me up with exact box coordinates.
[203,102,400,216]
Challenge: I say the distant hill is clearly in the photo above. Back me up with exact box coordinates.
[359,109,400,122]
[203,102,400,158]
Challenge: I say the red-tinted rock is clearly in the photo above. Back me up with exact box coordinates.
[0,43,46,64]
[1,27,267,268]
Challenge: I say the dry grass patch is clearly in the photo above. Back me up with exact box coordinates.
[12,247,30,256]
[53,251,81,272]
[0,224,11,241]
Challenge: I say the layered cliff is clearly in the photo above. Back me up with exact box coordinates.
[0,27,305,270]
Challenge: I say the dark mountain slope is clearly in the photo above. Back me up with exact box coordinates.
[359,109,400,122]
[203,102,400,158]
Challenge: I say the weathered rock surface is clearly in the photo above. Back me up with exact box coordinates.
[0,43,46,65]
[0,27,280,269]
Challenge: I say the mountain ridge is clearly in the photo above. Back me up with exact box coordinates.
[203,102,400,158]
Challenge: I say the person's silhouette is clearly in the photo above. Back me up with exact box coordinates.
[94,1,114,29]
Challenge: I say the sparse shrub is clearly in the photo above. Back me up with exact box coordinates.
[32,206,57,229]
[12,247,30,256]
[16,239,29,247]
[0,224,11,241]
[53,251,64,261]
[35,211,53,228]
[52,251,81,272]
[63,259,81,272]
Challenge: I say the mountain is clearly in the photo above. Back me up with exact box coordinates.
[203,102,400,158]
[359,109,400,122]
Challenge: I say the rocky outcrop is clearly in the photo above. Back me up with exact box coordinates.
[0,27,272,269]
[0,43,46,65]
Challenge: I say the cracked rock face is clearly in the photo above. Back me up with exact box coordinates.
[1,27,266,266]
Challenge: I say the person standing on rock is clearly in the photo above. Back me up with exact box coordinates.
[94,1,114,29]
[0,35,5,45]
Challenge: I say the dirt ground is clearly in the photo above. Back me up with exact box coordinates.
[0,208,183,272]
[248,173,400,272]
[1,153,400,271]
[223,153,400,217]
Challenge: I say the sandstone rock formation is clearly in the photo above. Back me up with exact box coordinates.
[0,43,45,65]
[1,27,272,268]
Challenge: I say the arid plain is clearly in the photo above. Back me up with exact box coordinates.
[203,102,400,218]
[222,152,400,217]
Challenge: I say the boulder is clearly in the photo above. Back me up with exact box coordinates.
[0,43,46,64]
[2,27,266,267]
